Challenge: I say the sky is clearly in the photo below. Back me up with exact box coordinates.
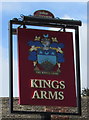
[0,1,87,97]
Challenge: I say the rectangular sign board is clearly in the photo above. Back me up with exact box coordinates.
[17,28,76,107]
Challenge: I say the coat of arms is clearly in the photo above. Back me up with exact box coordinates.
[28,34,64,75]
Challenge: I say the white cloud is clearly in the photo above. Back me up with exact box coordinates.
[0,45,9,97]
[2,56,9,96]
[0,44,19,97]
[62,14,74,20]
[0,14,2,96]
[0,46,2,97]
[79,23,87,88]
[13,58,19,97]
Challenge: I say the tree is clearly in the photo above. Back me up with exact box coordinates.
[82,88,89,96]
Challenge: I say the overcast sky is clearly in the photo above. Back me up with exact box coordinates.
[0,1,87,97]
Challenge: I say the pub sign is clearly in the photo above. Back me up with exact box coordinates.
[18,28,76,106]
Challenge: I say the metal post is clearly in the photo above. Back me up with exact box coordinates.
[9,20,13,113]
[63,27,66,32]
[75,26,81,115]
[41,113,51,120]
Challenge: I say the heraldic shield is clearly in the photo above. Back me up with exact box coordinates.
[28,34,64,75]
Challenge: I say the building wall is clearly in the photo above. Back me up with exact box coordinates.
[0,97,89,120]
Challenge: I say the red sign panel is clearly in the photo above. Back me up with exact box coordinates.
[34,10,54,18]
[18,28,76,107]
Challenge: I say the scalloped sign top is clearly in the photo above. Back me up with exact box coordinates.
[33,10,55,18]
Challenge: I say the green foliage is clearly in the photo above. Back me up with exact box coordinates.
[82,88,89,96]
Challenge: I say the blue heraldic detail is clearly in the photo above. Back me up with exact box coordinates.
[28,51,37,61]
[28,41,64,63]
[37,49,57,65]
[28,41,43,47]
[50,42,64,48]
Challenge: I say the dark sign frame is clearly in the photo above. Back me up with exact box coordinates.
[9,15,82,119]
